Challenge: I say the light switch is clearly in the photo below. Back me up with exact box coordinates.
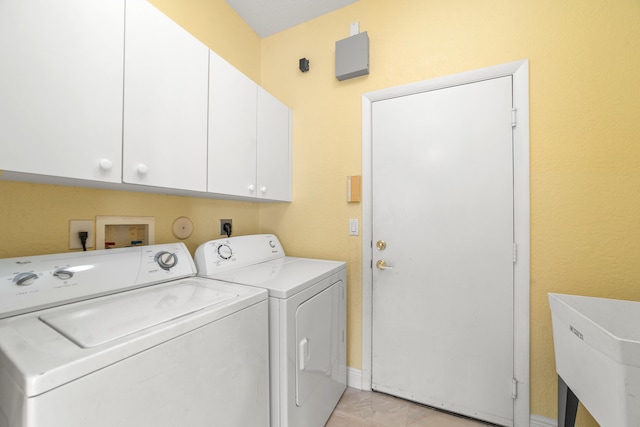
[349,219,359,236]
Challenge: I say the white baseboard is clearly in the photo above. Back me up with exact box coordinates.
[346,367,362,390]
[530,414,556,427]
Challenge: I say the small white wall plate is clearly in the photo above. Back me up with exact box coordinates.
[172,216,194,240]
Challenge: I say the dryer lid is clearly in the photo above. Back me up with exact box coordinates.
[40,280,238,348]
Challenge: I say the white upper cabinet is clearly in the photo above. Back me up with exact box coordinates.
[0,0,125,183]
[123,0,209,191]
[208,51,258,197]
[257,88,292,202]
[208,52,292,202]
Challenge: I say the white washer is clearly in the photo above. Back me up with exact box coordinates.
[0,243,269,427]
[195,234,347,427]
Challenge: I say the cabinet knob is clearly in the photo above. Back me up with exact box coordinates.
[260,186,267,194]
[99,158,113,171]
[248,184,255,192]
[137,164,149,175]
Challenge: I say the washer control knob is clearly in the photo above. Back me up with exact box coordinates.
[13,272,38,286]
[217,244,233,260]
[155,251,178,270]
[53,269,74,280]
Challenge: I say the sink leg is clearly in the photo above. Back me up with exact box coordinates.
[558,375,578,427]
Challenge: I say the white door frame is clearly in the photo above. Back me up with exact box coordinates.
[361,60,530,425]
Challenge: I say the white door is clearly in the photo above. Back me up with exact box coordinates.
[371,76,515,426]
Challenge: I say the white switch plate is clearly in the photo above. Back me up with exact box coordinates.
[349,219,359,236]
[69,220,94,249]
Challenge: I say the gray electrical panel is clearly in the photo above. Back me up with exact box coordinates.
[335,31,369,81]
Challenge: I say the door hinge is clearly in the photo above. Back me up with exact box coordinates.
[513,242,517,263]
[512,378,518,399]
[511,108,517,127]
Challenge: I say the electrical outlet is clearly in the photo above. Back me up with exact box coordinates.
[69,220,94,249]
[220,219,232,236]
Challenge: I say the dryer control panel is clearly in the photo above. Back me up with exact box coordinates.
[0,243,196,319]
[194,234,284,275]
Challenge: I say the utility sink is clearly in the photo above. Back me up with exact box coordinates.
[549,293,640,427]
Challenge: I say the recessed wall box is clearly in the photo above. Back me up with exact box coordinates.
[335,31,369,81]
[96,216,155,250]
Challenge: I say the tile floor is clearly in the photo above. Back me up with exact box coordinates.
[325,387,495,427]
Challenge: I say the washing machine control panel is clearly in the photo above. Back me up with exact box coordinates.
[195,234,285,275]
[0,243,196,319]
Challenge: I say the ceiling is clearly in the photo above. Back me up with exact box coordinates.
[226,0,359,38]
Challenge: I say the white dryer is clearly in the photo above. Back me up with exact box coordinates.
[195,234,347,427]
[0,243,269,427]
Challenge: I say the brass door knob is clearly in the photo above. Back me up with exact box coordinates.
[376,260,394,270]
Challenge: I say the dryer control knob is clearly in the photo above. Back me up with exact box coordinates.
[13,272,38,286]
[155,251,178,270]
[217,244,233,260]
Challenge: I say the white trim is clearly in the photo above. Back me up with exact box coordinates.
[346,367,363,390]
[361,60,530,426]
[530,414,557,427]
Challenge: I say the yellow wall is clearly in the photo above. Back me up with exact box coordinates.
[149,0,262,82]
[258,0,640,425]
[0,181,260,258]
[3,0,640,425]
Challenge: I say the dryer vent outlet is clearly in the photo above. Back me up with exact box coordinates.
[220,219,232,237]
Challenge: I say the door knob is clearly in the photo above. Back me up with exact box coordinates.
[376,240,386,250]
[376,260,394,270]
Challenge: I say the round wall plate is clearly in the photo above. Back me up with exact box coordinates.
[172,216,193,240]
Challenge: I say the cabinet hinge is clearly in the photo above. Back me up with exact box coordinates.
[512,378,518,399]
[511,108,517,127]
[513,242,517,263]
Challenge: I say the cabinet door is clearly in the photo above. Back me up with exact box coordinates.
[208,52,258,197]
[257,88,292,201]
[0,0,124,182]
[123,0,208,191]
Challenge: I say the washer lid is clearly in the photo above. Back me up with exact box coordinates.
[206,257,345,299]
[40,281,237,348]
